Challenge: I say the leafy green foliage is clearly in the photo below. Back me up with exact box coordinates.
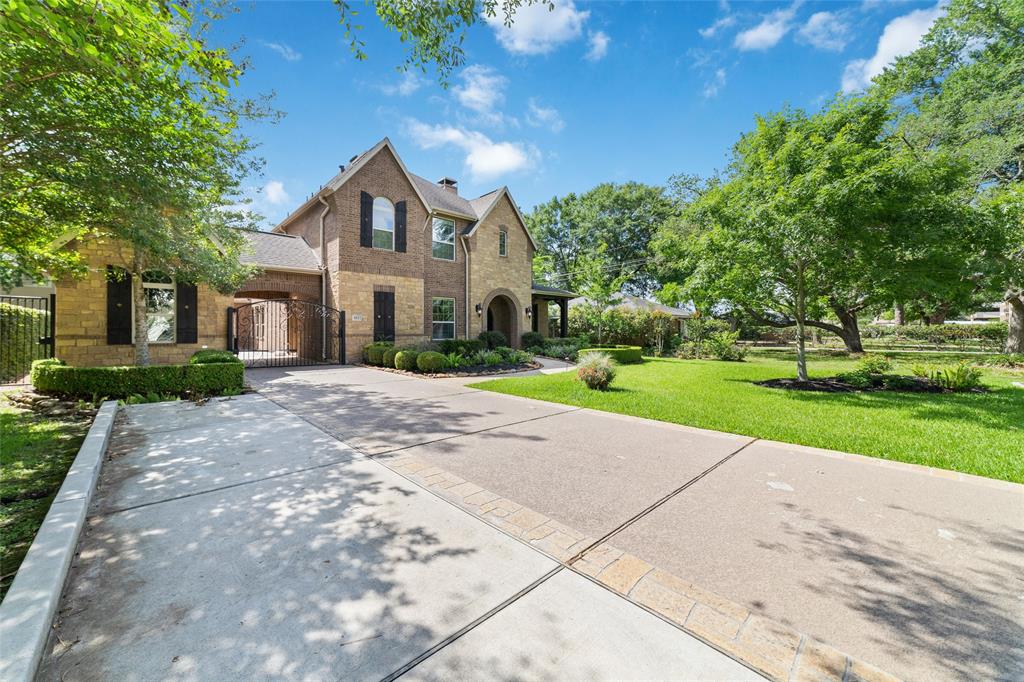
[363,341,393,365]
[394,350,420,371]
[416,351,446,373]
[576,352,616,391]
[189,350,242,365]
[31,359,243,398]
[703,331,746,362]
[912,361,984,392]
[856,354,894,375]
[438,338,484,355]
[521,331,545,349]
[383,347,401,368]
[478,330,507,350]
[578,345,642,364]
[0,302,50,382]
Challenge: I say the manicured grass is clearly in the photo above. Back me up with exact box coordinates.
[0,399,89,600]
[471,351,1024,483]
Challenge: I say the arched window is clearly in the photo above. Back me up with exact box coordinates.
[372,197,395,250]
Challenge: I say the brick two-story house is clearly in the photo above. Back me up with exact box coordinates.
[51,138,574,367]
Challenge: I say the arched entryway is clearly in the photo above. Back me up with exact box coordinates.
[484,292,519,346]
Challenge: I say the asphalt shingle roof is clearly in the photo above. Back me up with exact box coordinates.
[238,230,321,271]
[410,174,481,218]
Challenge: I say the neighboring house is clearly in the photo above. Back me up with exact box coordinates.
[569,294,694,335]
[48,137,576,368]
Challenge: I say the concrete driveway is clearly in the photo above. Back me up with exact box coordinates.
[39,393,756,681]
[248,365,1024,682]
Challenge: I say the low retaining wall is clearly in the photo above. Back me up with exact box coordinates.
[0,400,118,681]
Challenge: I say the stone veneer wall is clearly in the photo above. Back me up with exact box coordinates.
[54,237,233,367]
[466,193,535,347]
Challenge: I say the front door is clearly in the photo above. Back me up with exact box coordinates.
[374,290,395,342]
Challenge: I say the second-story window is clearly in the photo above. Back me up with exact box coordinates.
[498,229,508,257]
[432,217,455,261]
[373,197,395,250]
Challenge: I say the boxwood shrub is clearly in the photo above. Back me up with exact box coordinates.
[438,338,484,355]
[394,350,420,371]
[416,351,446,373]
[189,349,241,365]
[382,347,401,368]
[578,345,642,364]
[31,357,244,399]
[363,341,392,366]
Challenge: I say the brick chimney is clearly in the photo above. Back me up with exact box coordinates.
[437,177,458,194]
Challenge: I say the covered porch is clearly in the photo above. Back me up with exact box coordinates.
[531,283,577,339]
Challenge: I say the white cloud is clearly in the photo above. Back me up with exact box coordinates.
[260,41,302,62]
[702,68,728,98]
[263,180,290,206]
[526,98,565,132]
[734,2,801,51]
[404,119,536,181]
[454,65,507,115]
[585,31,610,61]
[485,0,589,55]
[699,15,736,39]
[797,11,851,51]
[841,3,943,92]
[379,71,425,96]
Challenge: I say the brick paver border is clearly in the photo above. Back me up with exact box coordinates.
[378,451,901,682]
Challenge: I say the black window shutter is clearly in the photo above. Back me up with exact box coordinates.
[106,266,132,345]
[176,281,198,344]
[360,191,373,247]
[395,200,407,252]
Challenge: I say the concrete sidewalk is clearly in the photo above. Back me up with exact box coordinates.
[250,365,1024,682]
[38,394,757,681]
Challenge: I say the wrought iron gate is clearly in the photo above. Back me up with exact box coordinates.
[1,294,55,385]
[228,299,345,368]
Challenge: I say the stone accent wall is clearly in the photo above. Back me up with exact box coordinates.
[467,194,535,347]
[336,271,425,362]
[54,237,233,367]
[535,301,550,338]
[236,270,321,301]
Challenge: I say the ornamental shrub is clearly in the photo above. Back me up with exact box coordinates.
[483,351,504,366]
[521,331,545,349]
[578,345,642,364]
[31,359,243,398]
[394,350,420,371]
[576,352,616,390]
[189,349,242,365]
[364,342,392,366]
[438,338,484,355]
[856,354,893,374]
[416,351,446,372]
[1,302,50,382]
[478,330,507,350]
[704,331,746,361]
[383,347,401,368]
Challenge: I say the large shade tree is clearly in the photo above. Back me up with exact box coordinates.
[2,0,270,364]
[662,96,985,379]
[877,0,1024,351]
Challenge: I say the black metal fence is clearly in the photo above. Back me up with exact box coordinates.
[1,294,55,385]
[228,299,345,368]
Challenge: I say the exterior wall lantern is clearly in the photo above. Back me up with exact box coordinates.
[475,303,483,316]
[525,306,532,318]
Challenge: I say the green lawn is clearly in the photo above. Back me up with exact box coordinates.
[471,352,1024,483]
[0,399,89,600]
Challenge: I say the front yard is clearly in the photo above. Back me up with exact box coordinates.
[471,351,1024,484]
[0,395,90,599]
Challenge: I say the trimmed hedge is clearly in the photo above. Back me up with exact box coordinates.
[578,345,643,364]
[31,358,243,399]
[382,347,401,368]
[478,330,507,350]
[189,349,241,365]
[364,341,392,366]
[521,331,545,349]
[438,338,484,355]
[1,302,50,383]
[394,350,420,371]
[416,351,446,372]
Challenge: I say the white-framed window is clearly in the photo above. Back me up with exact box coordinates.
[142,272,175,343]
[498,229,508,257]
[431,297,455,340]
[432,217,455,261]
[373,197,395,250]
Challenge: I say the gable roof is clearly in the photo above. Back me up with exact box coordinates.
[237,230,321,272]
[271,138,535,249]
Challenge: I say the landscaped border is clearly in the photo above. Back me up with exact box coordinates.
[0,400,118,682]
[372,449,902,682]
[356,361,542,379]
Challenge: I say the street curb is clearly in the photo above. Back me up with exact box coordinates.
[0,400,118,682]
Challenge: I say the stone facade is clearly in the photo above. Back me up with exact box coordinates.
[236,270,321,301]
[335,271,425,362]
[54,237,233,367]
[466,194,535,345]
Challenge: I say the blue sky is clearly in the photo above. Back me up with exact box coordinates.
[212,0,944,227]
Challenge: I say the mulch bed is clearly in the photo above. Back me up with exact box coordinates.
[357,361,542,379]
[756,377,947,393]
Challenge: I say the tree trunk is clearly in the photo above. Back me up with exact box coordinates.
[131,270,150,366]
[894,303,904,326]
[833,309,864,353]
[1006,295,1024,354]
[795,266,808,381]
